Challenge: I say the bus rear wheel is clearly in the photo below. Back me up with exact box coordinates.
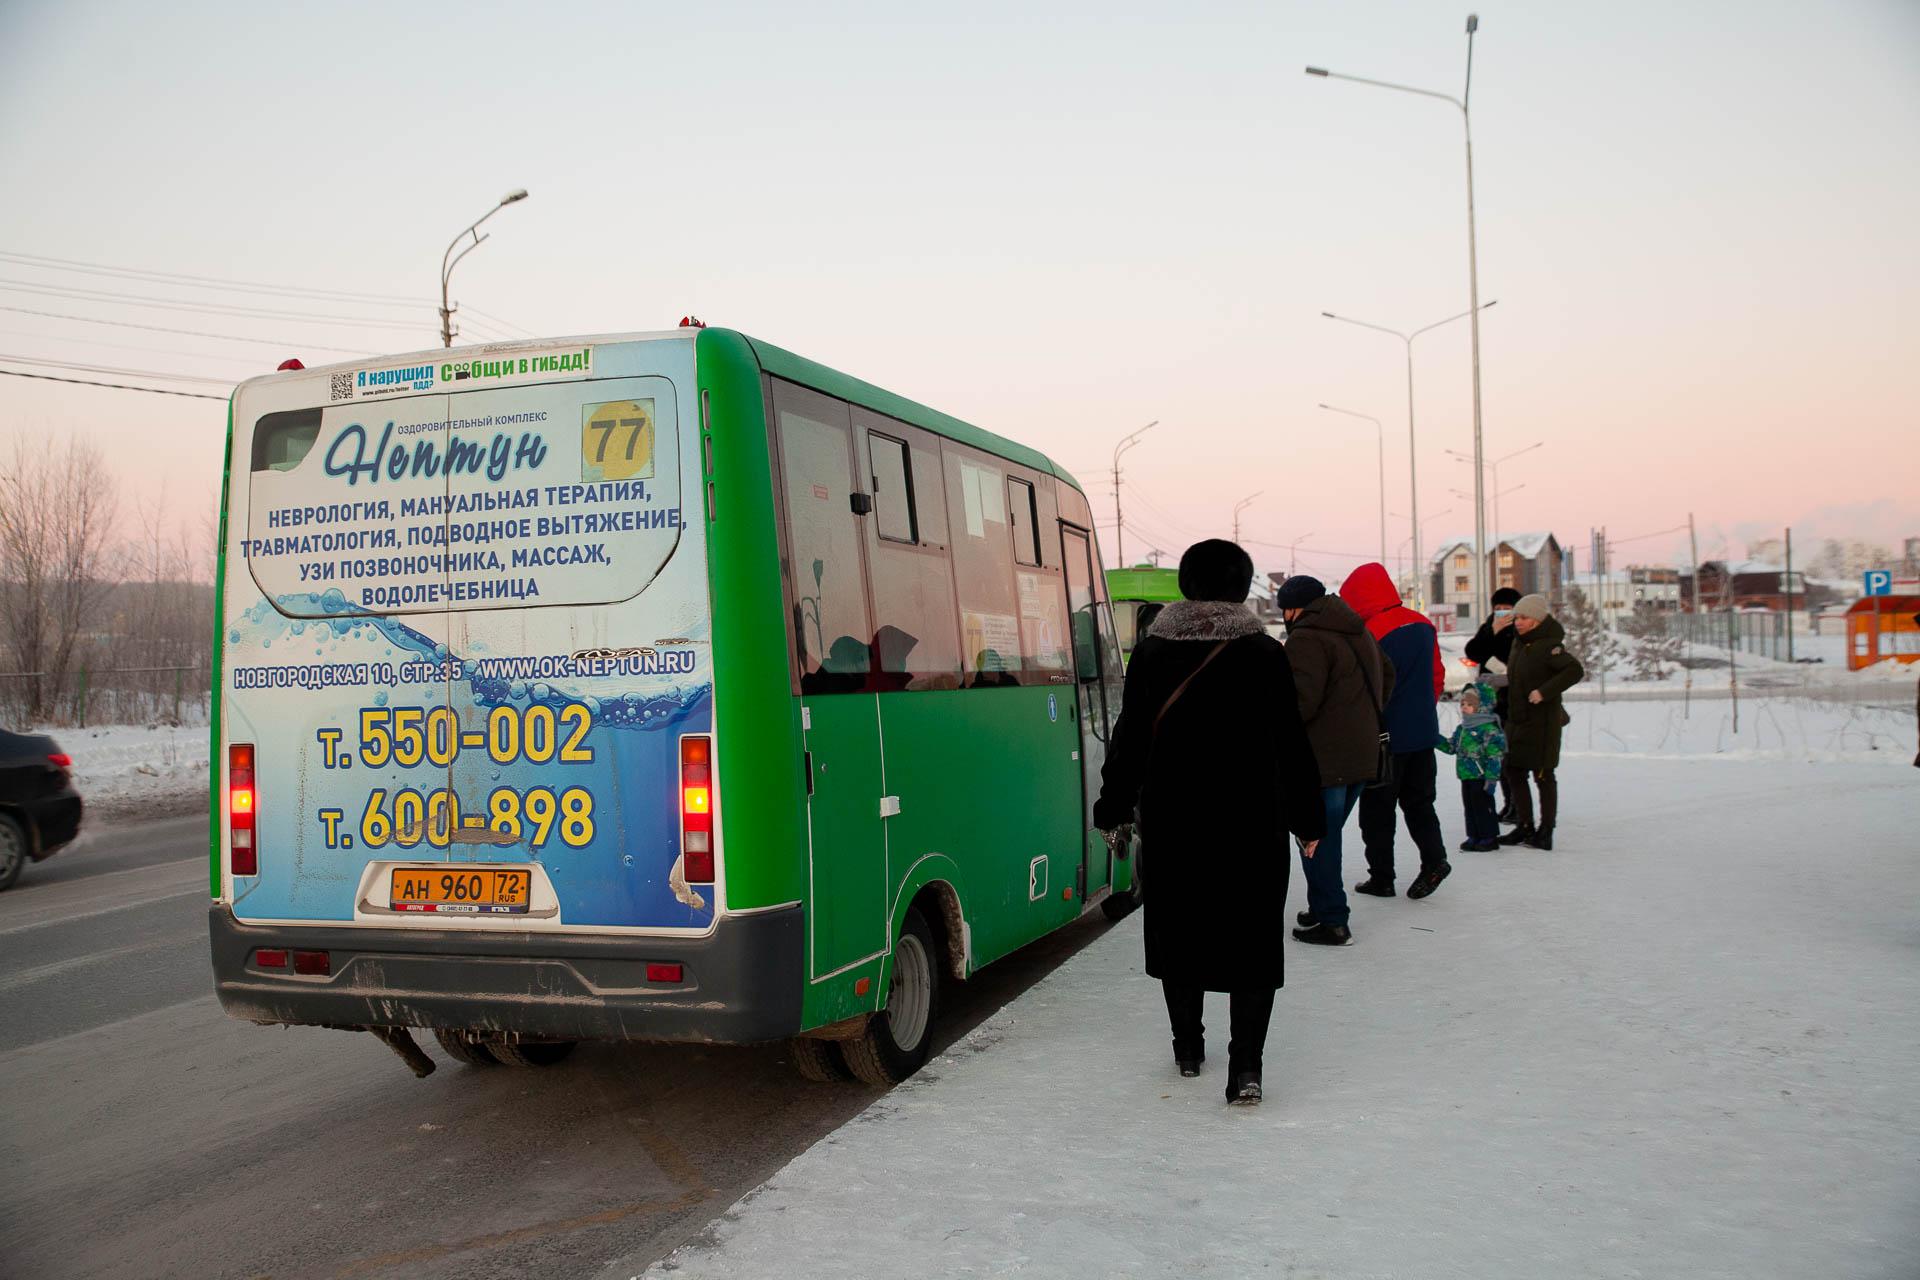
[842,907,939,1087]
[488,1039,577,1068]
[788,1037,853,1083]
[432,1028,500,1066]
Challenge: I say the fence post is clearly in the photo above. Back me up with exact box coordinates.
[1726,610,1739,734]
[75,666,89,729]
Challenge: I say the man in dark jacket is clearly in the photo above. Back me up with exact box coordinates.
[1095,540,1324,1105]
[1463,586,1522,818]
[1338,563,1451,900]
[1277,575,1393,946]
[1497,594,1585,850]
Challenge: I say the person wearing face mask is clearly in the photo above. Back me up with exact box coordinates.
[1275,575,1393,947]
[1498,594,1585,850]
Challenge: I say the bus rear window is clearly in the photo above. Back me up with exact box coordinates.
[243,373,684,618]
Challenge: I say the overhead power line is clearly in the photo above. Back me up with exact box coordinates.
[0,368,227,400]
[0,248,429,306]
[0,305,373,355]
[0,327,267,368]
[0,279,433,330]
[0,248,538,337]
[0,354,234,386]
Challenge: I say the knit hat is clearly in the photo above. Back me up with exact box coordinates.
[1515,594,1549,621]
[1275,575,1326,610]
[1491,587,1521,607]
[1177,539,1255,603]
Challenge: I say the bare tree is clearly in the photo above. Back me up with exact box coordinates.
[0,436,119,721]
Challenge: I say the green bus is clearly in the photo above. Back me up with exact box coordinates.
[1105,564,1183,660]
[208,326,1138,1084]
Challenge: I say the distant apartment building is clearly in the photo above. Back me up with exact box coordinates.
[1428,533,1567,618]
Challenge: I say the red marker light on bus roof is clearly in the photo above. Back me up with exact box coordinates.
[276,358,305,371]
[680,735,714,883]
[229,743,258,876]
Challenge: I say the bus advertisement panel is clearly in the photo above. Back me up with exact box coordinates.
[221,338,715,936]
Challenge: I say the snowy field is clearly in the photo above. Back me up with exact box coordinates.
[34,721,209,824]
[640,754,1920,1279]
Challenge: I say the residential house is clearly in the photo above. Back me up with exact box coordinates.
[1428,533,1567,618]
[1688,560,1808,612]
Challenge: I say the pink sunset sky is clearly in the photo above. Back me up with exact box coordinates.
[1,0,1915,585]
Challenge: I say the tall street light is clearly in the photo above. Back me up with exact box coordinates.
[1309,13,1490,616]
[1110,420,1158,568]
[440,188,530,348]
[1288,532,1316,576]
[1321,299,1497,609]
[1393,507,1453,600]
[1447,439,1541,566]
[1232,491,1263,545]
[1318,403,1386,562]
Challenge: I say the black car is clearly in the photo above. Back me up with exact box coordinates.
[0,728,84,890]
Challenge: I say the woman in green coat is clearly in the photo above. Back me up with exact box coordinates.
[1496,595,1584,850]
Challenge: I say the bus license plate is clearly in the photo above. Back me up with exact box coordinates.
[389,867,532,914]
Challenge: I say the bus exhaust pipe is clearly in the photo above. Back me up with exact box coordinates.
[368,1025,437,1077]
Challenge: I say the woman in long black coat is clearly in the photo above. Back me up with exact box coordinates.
[1094,540,1325,1105]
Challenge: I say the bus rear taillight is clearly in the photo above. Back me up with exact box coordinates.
[230,743,258,877]
[680,736,714,883]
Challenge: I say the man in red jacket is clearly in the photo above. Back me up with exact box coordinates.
[1338,564,1452,900]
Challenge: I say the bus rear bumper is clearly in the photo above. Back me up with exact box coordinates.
[208,904,804,1045]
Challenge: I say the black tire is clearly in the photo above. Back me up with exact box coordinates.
[788,1037,854,1083]
[0,814,25,892]
[487,1039,577,1068]
[842,907,940,1087]
[433,1028,500,1067]
[1100,881,1142,921]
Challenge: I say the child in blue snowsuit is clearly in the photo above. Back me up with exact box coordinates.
[1438,681,1507,851]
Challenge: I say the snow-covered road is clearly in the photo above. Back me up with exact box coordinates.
[640,755,1920,1279]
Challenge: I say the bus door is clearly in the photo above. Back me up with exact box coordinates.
[437,372,701,931]
[771,382,889,980]
[236,390,453,925]
[1061,525,1116,890]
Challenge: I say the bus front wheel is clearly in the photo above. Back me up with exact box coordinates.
[842,907,939,1087]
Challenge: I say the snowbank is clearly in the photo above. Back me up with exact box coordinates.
[37,722,210,823]
[639,757,1920,1279]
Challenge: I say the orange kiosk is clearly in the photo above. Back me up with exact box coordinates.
[1844,594,1920,670]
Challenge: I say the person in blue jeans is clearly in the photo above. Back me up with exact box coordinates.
[1277,576,1394,946]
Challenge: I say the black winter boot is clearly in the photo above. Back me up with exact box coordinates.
[1406,862,1452,900]
[1296,911,1318,928]
[1226,1071,1263,1105]
[1496,824,1534,846]
[1353,877,1396,897]
[1523,828,1554,851]
[1292,921,1354,946]
[1173,1040,1204,1077]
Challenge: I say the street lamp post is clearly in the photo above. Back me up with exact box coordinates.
[1110,420,1158,568]
[1232,492,1263,545]
[1321,300,1497,609]
[1288,533,1316,576]
[1309,13,1491,616]
[1317,404,1386,562]
[440,189,530,348]
[1447,439,1541,573]
[1392,507,1453,601]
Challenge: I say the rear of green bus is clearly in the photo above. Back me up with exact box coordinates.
[208,331,804,1050]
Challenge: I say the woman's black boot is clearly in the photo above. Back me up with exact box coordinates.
[1226,1071,1263,1105]
[1173,1041,1204,1077]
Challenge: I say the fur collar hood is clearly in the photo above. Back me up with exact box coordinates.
[1147,599,1265,643]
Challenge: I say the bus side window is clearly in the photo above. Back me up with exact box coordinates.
[1008,477,1040,567]
[771,380,873,695]
[869,432,917,544]
[944,443,1022,688]
[857,412,961,691]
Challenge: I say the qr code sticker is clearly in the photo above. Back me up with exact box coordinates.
[330,372,354,401]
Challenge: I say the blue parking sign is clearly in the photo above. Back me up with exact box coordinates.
[1863,569,1892,596]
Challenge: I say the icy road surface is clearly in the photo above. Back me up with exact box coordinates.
[643,755,1920,1280]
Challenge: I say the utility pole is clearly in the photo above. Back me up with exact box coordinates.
[1592,526,1607,704]
[439,189,529,347]
[1688,512,1700,613]
[1784,526,1795,663]
[1232,492,1263,546]
[1109,421,1158,569]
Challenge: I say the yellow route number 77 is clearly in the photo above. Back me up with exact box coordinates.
[581,399,655,482]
